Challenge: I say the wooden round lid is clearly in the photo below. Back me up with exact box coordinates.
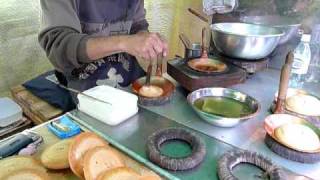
[0,156,47,179]
[98,167,140,180]
[68,132,109,178]
[2,168,50,180]
[41,138,73,170]
[83,147,125,180]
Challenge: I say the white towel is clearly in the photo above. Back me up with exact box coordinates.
[203,0,238,15]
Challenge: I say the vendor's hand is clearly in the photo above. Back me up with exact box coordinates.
[123,32,169,60]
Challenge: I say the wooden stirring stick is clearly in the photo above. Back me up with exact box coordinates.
[145,61,152,86]
[179,33,191,49]
[156,54,163,77]
[274,52,294,114]
[188,8,209,23]
[201,27,209,59]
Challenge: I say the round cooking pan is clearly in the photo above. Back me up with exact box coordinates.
[187,27,228,73]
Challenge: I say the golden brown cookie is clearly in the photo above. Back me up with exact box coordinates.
[275,123,320,152]
[98,167,140,180]
[41,138,73,170]
[139,175,162,180]
[69,132,109,178]
[2,168,50,180]
[83,147,125,180]
[0,156,47,179]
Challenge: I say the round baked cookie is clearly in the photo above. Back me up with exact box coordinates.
[0,156,47,179]
[275,123,320,152]
[69,132,109,178]
[139,175,162,180]
[41,139,73,169]
[139,85,164,98]
[2,168,50,180]
[83,147,125,180]
[286,94,320,116]
[98,167,140,180]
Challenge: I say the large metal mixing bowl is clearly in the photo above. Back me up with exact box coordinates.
[187,88,260,127]
[211,23,284,59]
[240,15,301,45]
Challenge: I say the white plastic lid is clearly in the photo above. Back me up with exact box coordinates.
[0,97,22,127]
[301,34,311,42]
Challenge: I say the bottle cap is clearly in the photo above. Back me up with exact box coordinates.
[301,34,311,42]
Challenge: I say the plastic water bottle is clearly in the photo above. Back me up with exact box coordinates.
[306,25,320,83]
[289,34,312,88]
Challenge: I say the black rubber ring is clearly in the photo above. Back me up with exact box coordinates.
[265,134,320,164]
[146,128,206,171]
[218,150,285,180]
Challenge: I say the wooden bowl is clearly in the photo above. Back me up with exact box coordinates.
[132,76,175,106]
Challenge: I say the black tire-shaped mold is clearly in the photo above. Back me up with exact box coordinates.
[218,149,285,180]
[146,128,206,171]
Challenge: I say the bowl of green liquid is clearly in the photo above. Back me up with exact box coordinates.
[187,88,260,127]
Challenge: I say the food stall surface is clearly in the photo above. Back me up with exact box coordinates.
[67,68,318,179]
[144,68,320,179]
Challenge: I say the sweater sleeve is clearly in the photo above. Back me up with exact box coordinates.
[38,0,91,76]
[130,0,149,34]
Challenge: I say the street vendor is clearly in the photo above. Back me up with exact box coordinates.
[38,0,168,93]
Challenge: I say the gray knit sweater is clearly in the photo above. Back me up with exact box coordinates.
[39,0,148,91]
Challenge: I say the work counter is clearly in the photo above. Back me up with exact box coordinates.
[8,67,319,180]
[66,67,319,179]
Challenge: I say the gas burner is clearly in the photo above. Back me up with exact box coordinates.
[167,58,246,92]
[208,46,269,74]
[210,52,269,74]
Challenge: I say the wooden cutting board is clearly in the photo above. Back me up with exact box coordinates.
[10,85,63,125]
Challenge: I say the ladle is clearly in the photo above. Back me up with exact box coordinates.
[179,33,192,49]
[187,27,227,73]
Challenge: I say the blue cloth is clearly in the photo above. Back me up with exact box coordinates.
[23,71,76,112]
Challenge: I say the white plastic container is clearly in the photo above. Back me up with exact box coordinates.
[77,85,138,126]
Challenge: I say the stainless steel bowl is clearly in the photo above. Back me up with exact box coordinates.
[240,15,301,45]
[211,23,284,59]
[187,88,260,127]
